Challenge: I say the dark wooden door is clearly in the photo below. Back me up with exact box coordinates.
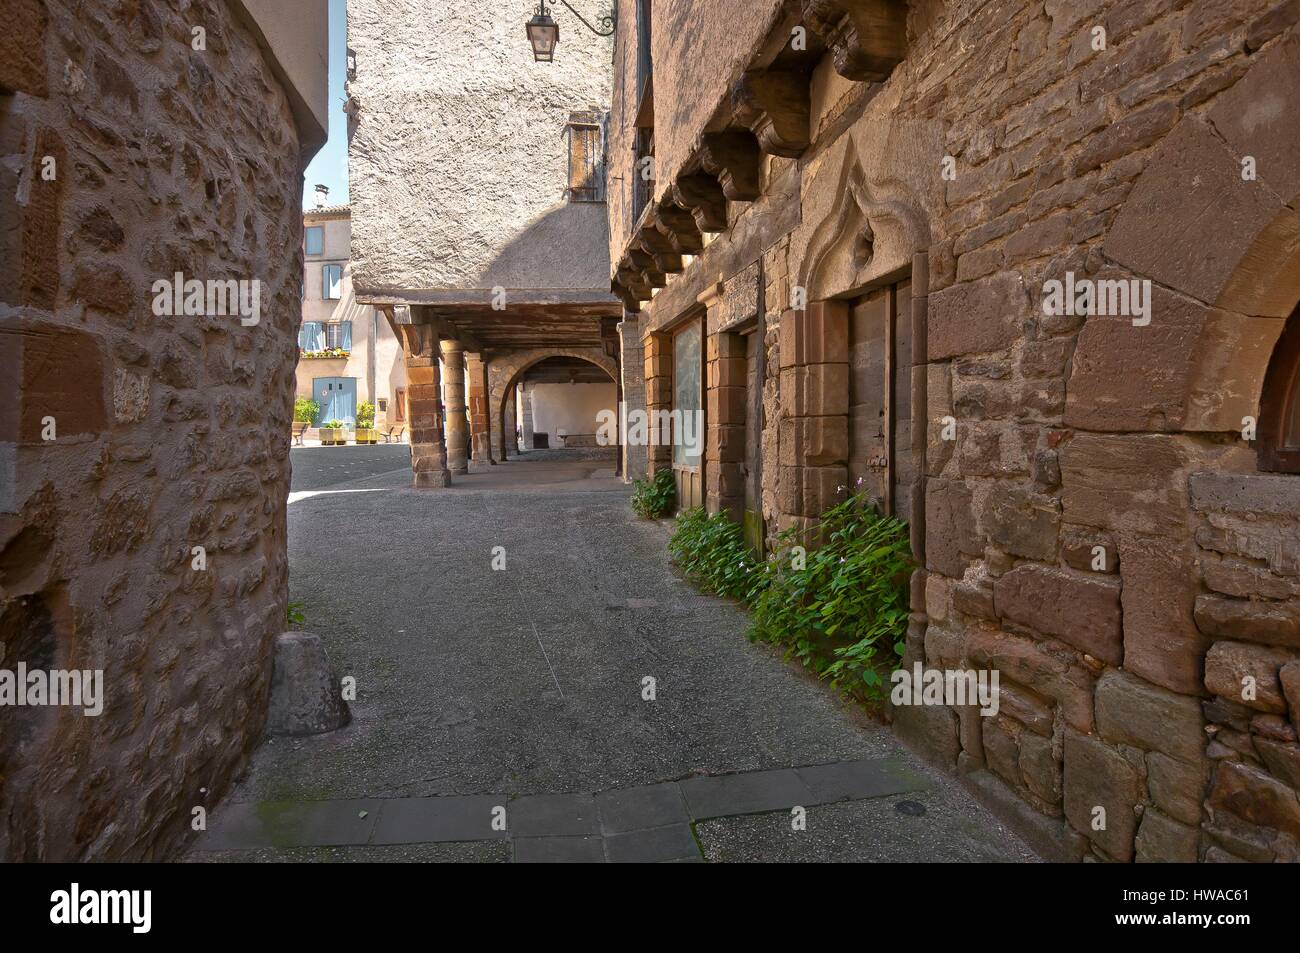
[849,279,912,518]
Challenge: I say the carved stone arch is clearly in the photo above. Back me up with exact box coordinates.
[488,347,618,459]
[1071,32,1300,436]
[797,140,931,302]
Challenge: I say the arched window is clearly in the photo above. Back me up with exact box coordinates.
[1258,305,1300,473]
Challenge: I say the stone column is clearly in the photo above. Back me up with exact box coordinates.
[441,340,469,474]
[401,324,451,487]
[778,300,849,538]
[644,332,672,478]
[706,330,747,522]
[619,317,646,482]
[466,352,493,467]
[520,384,534,450]
[502,389,516,459]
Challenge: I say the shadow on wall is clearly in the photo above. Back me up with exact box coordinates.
[473,200,611,290]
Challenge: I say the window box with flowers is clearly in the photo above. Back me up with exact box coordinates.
[298,321,352,360]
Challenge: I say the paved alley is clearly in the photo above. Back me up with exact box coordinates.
[191,447,1037,862]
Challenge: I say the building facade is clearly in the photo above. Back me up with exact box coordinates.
[346,0,622,482]
[296,204,406,431]
[607,0,1300,862]
[0,0,327,859]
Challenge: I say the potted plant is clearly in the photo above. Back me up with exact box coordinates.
[292,397,319,443]
[354,401,377,445]
[320,420,346,446]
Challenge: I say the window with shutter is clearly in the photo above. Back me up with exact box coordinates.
[565,111,603,202]
[322,264,342,300]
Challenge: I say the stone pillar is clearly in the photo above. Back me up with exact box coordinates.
[644,332,672,477]
[502,389,516,458]
[706,330,746,521]
[401,325,451,487]
[467,353,494,466]
[441,340,469,474]
[778,300,849,538]
[619,317,646,483]
[520,384,534,450]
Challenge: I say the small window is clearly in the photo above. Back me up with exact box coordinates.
[565,111,602,202]
[324,321,352,351]
[322,264,342,300]
[1258,305,1300,473]
[377,398,388,412]
[305,226,324,255]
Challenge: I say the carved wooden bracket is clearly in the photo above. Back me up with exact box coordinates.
[398,322,437,360]
[653,201,704,255]
[627,248,667,289]
[635,225,684,275]
[802,0,908,83]
[732,70,811,157]
[698,131,762,202]
[611,279,641,312]
[617,263,653,300]
[673,173,729,233]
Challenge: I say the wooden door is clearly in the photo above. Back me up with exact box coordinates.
[849,280,912,518]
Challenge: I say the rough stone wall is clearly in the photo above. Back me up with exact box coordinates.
[348,0,614,294]
[610,0,1300,860]
[0,0,304,860]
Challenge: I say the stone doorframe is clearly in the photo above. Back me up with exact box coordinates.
[783,145,932,547]
[487,347,619,461]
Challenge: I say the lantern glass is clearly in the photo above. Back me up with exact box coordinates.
[527,15,558,62]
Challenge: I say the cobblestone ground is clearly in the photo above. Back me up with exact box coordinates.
[189,445,1038,862]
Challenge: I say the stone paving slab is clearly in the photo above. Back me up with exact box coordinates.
[596,782,690,834]
[679,768,813,820]
[371,795,508,845]
[509,793,600,837]
[513,835,606,863]
[199,798,383,850]
[605,824,700,863]
[795,758,928,803]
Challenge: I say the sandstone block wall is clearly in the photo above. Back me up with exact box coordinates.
[0,0,306,860]
[610,0,1300,860]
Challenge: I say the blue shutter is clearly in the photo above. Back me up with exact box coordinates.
[340,322,352,351]
[299,322,324,351]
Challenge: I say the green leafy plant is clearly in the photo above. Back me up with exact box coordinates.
[286,601,306,628]
[667,508,767,603]
[293,397,320,424]
[752,493,912,699]
[630,468,676,520]
[323,420,346,430]
[355,401,376,429]
[665,490,912,703]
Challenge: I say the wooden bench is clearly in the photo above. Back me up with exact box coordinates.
[381,425,406,444]
[291,421,308,445]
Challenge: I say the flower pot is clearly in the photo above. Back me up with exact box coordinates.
[354,427,377,445]
[321,429,344,446]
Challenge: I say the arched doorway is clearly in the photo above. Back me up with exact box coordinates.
[488,348,619,461]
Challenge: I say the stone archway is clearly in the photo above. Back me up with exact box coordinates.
[488,347,618,460]
[1068,33,1300,436]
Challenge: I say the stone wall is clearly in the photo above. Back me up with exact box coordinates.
[0,0,313,860]
[608,0,1300,861]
